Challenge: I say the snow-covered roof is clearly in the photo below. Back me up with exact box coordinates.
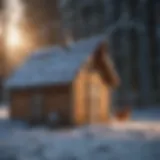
[5,35,106,89]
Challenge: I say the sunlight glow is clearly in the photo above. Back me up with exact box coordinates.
[5,0,24,49]
[6,27,22,48]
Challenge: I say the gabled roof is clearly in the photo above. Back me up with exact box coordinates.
[5,35,108,89]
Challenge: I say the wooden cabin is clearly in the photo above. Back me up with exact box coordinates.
[5,35,120,127]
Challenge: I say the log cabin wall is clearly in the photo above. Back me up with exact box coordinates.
[73,59,111,125]
[43,85,72,126]
[10,90,32,120]
[10,84,72,125]
[73,68,88,126]
[88,71,110,123]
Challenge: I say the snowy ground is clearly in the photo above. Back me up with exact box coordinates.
[0,106,160,160]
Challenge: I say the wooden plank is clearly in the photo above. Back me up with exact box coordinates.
[73,69,87,125]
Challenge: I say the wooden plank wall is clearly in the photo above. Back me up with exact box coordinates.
[73,66,111,125]
[44,86,72,125]
[10,85,72,124]
[73,69,87,125]
[89,71,110,123]
[10,91,31,120]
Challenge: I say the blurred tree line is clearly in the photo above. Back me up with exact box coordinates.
[0,0,159,105]
[63,0,160,105]
[21,0,62,48]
